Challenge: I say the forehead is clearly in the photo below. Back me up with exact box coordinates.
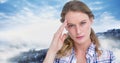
[65,11,89,23]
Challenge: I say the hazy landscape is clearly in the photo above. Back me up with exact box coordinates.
[0,29,120,63]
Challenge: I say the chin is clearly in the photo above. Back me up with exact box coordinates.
[74,39,86,44]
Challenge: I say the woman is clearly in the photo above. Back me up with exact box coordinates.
[43,0,116,63]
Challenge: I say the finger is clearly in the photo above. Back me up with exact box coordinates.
[56,20,67,36]
[56,21,67,38]
[61,34,67,42]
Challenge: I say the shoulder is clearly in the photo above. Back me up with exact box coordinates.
[98,48,116,62]
[54,49,75,63]
[100,49,114,58]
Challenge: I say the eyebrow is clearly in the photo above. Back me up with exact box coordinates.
[67,19,87,25]
[67,23,74,26]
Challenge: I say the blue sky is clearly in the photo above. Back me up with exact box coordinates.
[0,0,120,62]
[82,0,120,20]
[0,0,120,19]
[0,0,120,31]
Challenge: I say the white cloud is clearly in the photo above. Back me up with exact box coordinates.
[93,12,120,32]
[90,7,103,11]
[0,3,60,46]
[88,1,104,11]
[0,1,65,62]
[0,21,62,62]
[99,38,120,62]
[0,0,7,3]
[92,1,103,5]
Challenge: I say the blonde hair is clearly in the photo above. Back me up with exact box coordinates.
[57,0,101,58]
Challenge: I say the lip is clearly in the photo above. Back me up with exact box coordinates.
[76,36,84,39]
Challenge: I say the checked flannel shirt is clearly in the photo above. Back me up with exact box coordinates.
[54,43,116,63]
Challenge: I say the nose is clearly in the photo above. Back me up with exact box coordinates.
[76,25,81,35]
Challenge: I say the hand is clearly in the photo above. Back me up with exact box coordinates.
[43,20,67,63]
[49,20,67,54]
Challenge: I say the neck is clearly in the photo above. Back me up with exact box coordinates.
[74,39,92,53]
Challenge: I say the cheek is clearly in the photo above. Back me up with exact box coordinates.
[85,22,91,29]
[83,24,91,33]
[85,26,91,36]
[67,28,76,35]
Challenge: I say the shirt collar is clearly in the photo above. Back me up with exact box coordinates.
[71,43,96,58]
[86,43,96,58]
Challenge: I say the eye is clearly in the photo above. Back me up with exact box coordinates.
[80,21,86,25]
[68,24,75,28]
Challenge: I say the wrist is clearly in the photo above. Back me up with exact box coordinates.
[48,47,58,54]
[47,49,57,56]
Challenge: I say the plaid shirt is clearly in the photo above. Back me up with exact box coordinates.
[54,43,116,63]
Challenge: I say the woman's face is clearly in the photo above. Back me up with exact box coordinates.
[65,11,93,44]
